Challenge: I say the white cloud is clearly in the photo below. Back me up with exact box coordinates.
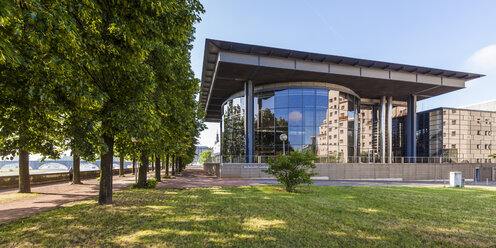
[466,44,496,73]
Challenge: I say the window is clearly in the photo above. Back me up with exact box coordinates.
[443,133,446,137]
[452,109,456,114]
[443,121,446,126]
[485,144,489,149]
[477,144,481,149]
[452,144,456,149]
[451,131,456,136]
[452,120,456,125]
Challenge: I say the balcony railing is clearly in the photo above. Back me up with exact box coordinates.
[206,155,494,164]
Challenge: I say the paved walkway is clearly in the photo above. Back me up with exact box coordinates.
[157,168,263,189]
[0,169,262,223]
[0,174,143,223]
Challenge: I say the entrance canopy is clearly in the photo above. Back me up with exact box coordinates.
[200,39,484,122]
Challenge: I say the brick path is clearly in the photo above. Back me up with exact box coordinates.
[0,168,261,223]
[157,167,263,189]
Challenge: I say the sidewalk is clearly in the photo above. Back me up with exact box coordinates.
[0,174,140,223]
[0,169,262,223]
[157,168,263,189]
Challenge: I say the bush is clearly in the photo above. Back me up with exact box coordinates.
[163,174,171,179]
[198,150,212,164]
[263,150,317,192]
[131,178,158,189]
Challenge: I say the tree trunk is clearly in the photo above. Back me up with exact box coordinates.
[151,155,154,171]
[98,134,114,205]
[132,155,136,175]
[180,157,183,172]
[18,149,31,193]
[119,154,124,176]
[137,150,149,188]
[171,154,175,175]
[165,154,169,176]
[155,154,161,182]
[73,155,82,184]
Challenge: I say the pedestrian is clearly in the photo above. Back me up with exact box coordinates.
[69,167,73,183]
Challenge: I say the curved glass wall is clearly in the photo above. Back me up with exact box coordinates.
[221,87,359,162]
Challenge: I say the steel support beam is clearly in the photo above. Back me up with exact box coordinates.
[244,80,254,163]
[406,94,417,162]
[379,96,386,163]
[386,96,393,163]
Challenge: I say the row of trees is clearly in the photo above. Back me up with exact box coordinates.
[0,0,204,204]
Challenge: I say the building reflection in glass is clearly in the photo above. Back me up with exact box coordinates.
[221,86,408,163]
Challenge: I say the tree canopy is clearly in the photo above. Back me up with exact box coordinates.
[0,0,205,201]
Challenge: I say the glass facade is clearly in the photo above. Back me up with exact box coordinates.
[220,84,418,163]
[222,87,359,162]
[417,108,496,163]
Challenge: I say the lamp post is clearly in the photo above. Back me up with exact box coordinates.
[280,133,288,156]
[131,137,138,184]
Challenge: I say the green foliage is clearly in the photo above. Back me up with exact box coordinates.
[163,174,171,179]
[198,150,212,164]
[264,150,317,192]
[131,178,158,189]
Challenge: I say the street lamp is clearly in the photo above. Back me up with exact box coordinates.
[280,133,288,156]
[132,137,138,183]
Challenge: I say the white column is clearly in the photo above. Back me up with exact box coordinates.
[379,96,386,163]
[386,96,393,163]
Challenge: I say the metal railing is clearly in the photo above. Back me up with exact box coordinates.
[206,155,494,164]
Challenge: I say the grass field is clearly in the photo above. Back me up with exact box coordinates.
[1,186,495,247]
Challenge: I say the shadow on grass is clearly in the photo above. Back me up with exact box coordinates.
[0,186,495,247]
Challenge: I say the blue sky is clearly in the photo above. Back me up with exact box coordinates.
[194,0,496,147]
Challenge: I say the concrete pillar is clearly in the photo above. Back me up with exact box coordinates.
[244,80,254,163]
[219,121,223,163]
[406,94,417,162]
[379,96,386,163]
[386,96,393,163]
[354,100,359,162]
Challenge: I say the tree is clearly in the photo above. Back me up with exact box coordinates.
[263,150,317,192]
[58,0,203,203]
[0,1,67,192]
[198,150,212,164]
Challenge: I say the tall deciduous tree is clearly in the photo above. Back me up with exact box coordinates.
[0,2,66,192]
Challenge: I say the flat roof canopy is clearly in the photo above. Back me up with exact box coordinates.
[200,39,484,122]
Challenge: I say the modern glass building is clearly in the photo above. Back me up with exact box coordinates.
[200,39,484,163]
[417,108,496,163]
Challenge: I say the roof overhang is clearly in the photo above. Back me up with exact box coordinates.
[200,39,484,122]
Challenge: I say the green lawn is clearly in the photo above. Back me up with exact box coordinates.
[1,186,495,247]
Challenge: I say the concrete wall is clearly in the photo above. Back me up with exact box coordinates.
[0,168,133,189]
[220,163,496,181]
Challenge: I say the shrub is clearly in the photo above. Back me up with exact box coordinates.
[131,178,158,189]
[163,174,171,179]
[198,150,212,164]
[264,150,317,192]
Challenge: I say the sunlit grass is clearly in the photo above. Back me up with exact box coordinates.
[0,193,39,204]
[1,186,496,247]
